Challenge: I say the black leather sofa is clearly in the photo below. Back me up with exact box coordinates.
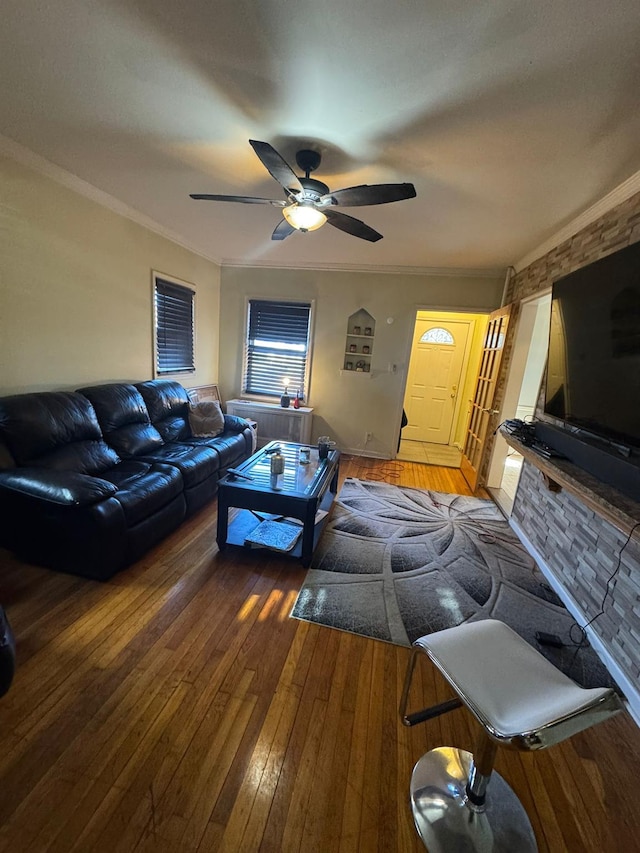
[0,380,253,580]
[0,606,15,698]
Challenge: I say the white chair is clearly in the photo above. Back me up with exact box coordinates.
[399,619,623,852]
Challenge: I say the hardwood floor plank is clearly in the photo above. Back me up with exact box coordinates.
[0,455,638,851]
[218,682,301,852]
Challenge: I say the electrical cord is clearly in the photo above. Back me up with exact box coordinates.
[568,519,640,650]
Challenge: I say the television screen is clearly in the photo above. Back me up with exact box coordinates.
[545,240,640,449]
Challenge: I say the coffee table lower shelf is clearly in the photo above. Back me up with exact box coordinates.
[223,506,332,564]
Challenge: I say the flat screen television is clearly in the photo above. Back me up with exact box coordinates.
[544,239,640,452]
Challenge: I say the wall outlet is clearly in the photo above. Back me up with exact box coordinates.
[365,431,373,443]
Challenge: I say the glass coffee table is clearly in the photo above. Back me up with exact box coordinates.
[216,440,340,567]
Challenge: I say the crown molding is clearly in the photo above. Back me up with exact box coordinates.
[220,259,505,278]
[0,133,222,266]
[0,133,506,280]
[515,170,640,273]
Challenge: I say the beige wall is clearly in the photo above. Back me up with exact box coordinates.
[219,267,503,457]
[0,156,221,396]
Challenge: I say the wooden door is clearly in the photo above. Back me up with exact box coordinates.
[461,305,511,491]
[403,319,470,444]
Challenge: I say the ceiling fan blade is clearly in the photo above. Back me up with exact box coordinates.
[190,193,286,206]
[321,183,416,207]
[324,209,383,242]
[271,219,296,241]
[249,140,304,195]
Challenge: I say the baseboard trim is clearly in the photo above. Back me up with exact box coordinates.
[510,517,640,727]
[342,447,389,460]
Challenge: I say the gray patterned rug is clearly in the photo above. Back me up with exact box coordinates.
[291,478,619,691]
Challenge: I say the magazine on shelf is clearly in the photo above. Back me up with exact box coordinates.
[244,520,303,552]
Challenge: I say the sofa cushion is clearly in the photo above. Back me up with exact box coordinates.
[0,391,120,474]
[78,384,164,458]
[140,443,219,488]
[99,460,183,527]
[188,401,225,437]
[189,431,249,469]
[135,380,191,443]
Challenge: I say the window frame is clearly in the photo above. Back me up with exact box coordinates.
[420,327,455,345]
[241,297,315,403]
[152,270,196,377]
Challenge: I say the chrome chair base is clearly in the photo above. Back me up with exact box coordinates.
[410,747,537,852]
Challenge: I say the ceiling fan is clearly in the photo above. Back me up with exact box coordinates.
[190,139,416,242]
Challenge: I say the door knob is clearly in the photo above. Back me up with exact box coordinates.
[482,408,500,415]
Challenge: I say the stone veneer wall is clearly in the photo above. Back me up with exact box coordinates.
[512,463,640,689]
[479,189,640,487]
[480,188,640,702]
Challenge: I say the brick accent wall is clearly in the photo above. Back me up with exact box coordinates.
[513,463,640,687]
[485,189,640,697]
[479,189,640,487]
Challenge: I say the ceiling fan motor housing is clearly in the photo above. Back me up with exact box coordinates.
[295,148,322,175]
[298,177,331,203]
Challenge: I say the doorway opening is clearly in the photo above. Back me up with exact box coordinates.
[397,309,489,467]
[487,292,551,513]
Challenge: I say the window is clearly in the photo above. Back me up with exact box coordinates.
[153,274,195,375]
[421,327,454,344]
[244,299,312,399]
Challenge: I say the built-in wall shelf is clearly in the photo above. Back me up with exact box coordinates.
[343,308,375,373]
[338,369,373,378]
[501,429,640,535]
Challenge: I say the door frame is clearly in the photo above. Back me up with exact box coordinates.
[403,315,474,446]
[393,305,493,458]
[485,290,551,490]
[460,305,512,491]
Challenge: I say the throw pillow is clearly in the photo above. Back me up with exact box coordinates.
[188,400,225,437]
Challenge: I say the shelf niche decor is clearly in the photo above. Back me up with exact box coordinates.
[344,309,375,372]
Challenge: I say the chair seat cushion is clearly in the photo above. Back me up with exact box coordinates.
[415,620,614,740]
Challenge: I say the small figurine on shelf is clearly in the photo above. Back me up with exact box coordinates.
[364,327,372,336]
[362,345,370,354]
[353,325,361,335]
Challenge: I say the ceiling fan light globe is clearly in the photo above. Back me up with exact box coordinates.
[283,204,327,232]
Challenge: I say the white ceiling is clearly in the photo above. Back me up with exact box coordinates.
[2,0,640,273]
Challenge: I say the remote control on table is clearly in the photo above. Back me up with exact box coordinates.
[227,468,253,480]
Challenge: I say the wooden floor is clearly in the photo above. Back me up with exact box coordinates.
[0,456,638,852]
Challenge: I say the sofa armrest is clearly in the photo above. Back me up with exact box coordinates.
[0,468,117,507]
[223,414,252,433]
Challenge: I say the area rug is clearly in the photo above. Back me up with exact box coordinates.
[291,478,619,691]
